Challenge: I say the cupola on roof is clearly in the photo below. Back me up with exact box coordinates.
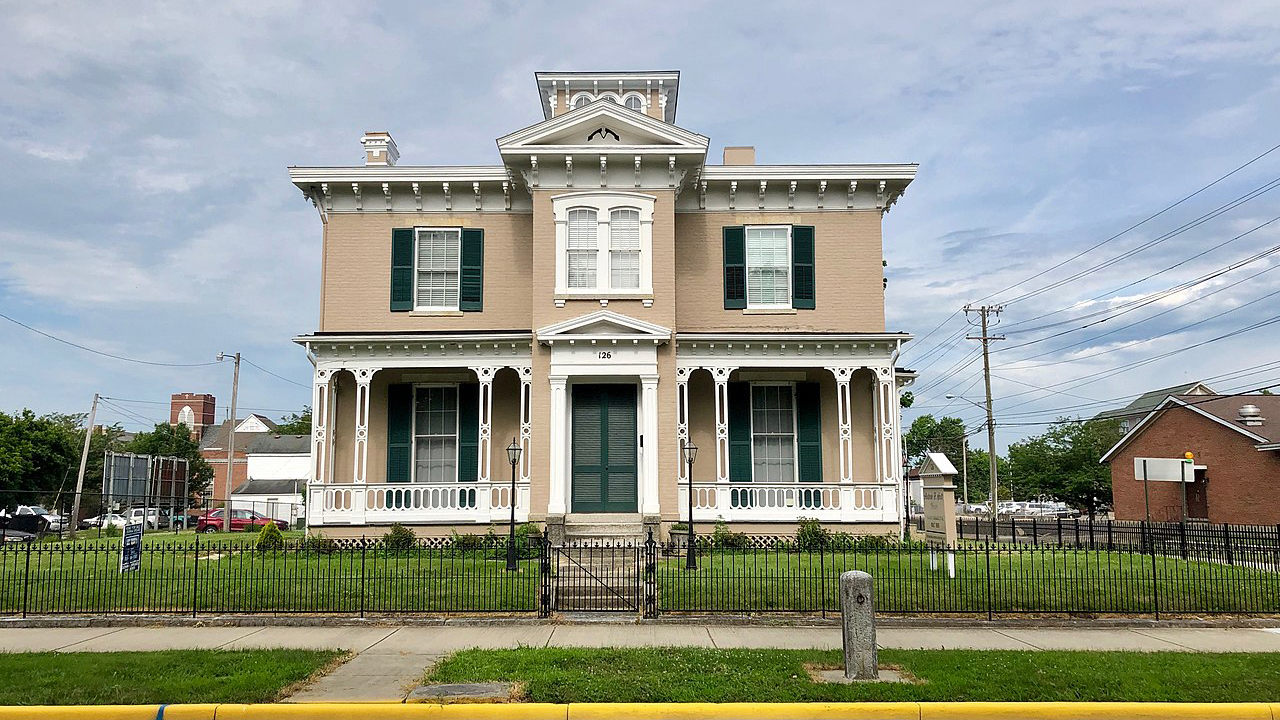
[536,71,680,124]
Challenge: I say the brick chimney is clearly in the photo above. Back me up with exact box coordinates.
[361,131,399,166]
[723,146,755,165]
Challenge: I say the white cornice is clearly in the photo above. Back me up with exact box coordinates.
[677,333,912,342]
[288,166,510,184]
[701,165,918,182]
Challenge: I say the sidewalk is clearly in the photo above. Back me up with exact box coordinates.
[4,624,1280,702]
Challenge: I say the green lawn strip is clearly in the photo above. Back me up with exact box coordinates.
[426,647,1280,703]
[0,649,344,705]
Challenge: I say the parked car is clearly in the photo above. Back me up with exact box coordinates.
[0,528,36,543]
[79,513,127,530]
[963,503,989,515]
[3,505,66,532]
[195,509,288,533]
[124,507,176,530]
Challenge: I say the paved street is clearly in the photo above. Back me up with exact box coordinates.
[3,623,1279,702]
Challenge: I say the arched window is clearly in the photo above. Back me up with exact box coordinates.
[623,94,645,112]
[177,406,195,429]
[609,208,641,289]
[598,92,620,104]
[567,208,598,288]
[571,93,592,109]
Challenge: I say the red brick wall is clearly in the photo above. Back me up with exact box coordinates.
[202,451,247,504]
[1110,406,1280,524]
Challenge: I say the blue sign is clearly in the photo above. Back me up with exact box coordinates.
[120,521,144,572]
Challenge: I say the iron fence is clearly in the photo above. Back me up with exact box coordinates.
[2,530,1278,619]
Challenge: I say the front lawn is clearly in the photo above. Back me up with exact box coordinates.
[427,647,1280,703]
[0,649,344,705]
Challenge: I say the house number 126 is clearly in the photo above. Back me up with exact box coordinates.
[598,351,612,359]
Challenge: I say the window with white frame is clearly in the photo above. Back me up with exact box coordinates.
[745,226,791,308]
[177,406,194,429]
[413,386,458,483]
[623,94,644,112]
[552,192,656,298]
[609,208,641,289]
[751,384,796,482]
[572,93,592,109]
[567,209,598,288]
[414,228,461,310]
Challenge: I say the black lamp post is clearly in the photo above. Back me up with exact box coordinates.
[505,437,522,572]
[683,441,698,570]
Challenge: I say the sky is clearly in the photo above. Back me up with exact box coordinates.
[1,0,1279,452]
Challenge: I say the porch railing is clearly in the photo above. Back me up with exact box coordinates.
[677,482,899,523]
[309,482,530,526]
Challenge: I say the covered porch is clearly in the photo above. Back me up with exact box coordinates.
[673,334,909,527]
[300,333,533,528]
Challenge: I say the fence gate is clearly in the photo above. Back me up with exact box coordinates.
[551,540,655,614]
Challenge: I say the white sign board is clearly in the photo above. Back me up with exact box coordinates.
[1134,457,1193,482]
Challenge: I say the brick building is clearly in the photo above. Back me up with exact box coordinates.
[1101,394,1280,524]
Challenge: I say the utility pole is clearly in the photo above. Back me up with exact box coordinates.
[218,352,241,533]
[965,304,1004,538]
[69,393,99,539]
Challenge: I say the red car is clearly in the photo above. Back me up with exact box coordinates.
[195,508,289,533]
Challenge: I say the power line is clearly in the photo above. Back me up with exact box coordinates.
[241,357,309,389]
[0,312,220,368]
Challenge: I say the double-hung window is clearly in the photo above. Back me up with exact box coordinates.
[414,228,460,310]
[609,208,641,289]
[567,209,598,288]
[745,226,791,308]
[413,386,458,483]
[750,384,796,482]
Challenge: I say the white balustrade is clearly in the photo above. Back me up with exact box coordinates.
[309,482,530,526]
[677,482,900,523]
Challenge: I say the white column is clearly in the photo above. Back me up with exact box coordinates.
[470,366,497,482]
[548,375,568,515]
[711,366,734,482]
[518,367,532,482]
[675,366,692,481]
[875,367,899,485]
[641,374,661,515]
[311,368,333,486]
[352,367,377,483]
[826,366,855,483]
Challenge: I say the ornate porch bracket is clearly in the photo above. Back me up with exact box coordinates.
[352,367,379,483]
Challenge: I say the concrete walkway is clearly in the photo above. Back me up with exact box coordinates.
[4,624,1280,702]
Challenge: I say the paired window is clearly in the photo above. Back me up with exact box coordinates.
[177,406,194,429]
[722,224,816,311]
[751,385,797,482]
[413,386,458,483]
[553,192,655,298]
[390,227,483,312]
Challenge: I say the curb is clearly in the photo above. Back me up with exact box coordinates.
[0,703,1275,719]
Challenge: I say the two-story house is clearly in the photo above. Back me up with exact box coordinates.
[290,71,917,541]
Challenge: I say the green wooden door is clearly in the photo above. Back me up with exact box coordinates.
[571,384,638,513]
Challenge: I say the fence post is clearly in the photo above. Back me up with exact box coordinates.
[1031,517,1037,547]
[191,532,199,618]
[984,544,993,621]
[1144,521,1159,620]
[21,542,33,619]
[1073,518,1080,547]
[1179,521,1187,560]
[539,534,552,618]
[643,530,657,619]
[1107,520,1114,551]
[1223,525,1234,566]
[359,539,367,619]
[1056,518,1063,546]
[819,534,828,619]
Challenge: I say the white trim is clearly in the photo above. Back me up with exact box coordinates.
[748,382,800,483]
[411,227,462,312]
[552,192,656,298]
[536,309,672,343]
[1100,396,1271,463]
[744,224,793,310]
[497,99,708,150]
[701,164,918,182]
[410,383,461,484]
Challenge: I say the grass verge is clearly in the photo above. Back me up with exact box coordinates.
[426,647,1280,703]
[0,649,344,705]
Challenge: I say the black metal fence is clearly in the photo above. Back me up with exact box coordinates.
[3,531,1279,619]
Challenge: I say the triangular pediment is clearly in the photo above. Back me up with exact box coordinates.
[917,452,958,477]
[498,100,708,153]
[536,310,672,344]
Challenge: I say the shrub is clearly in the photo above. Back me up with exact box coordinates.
[795,517,828,551]
[102,525,122,538]
[242,523,258,533]
[449,530,490,552]
[301,533,338,554]
[712,520,752,550]
[669,522,689,534]
[488,523,542,560]
[255,522,284,551]
[382,523,416,551]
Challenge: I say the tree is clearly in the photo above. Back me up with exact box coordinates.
[1007,418,1124,516]
[274,407,311,435]
[0,410,81,509]
[963,447,1013,503]
[899,391,914,409]
[126,424,214,496]
[903,414,967,467]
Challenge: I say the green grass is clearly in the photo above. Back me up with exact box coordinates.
[427,647,1280,703]
[0,649,343,705]
[657,549,1280,614]
[45,529,307,546]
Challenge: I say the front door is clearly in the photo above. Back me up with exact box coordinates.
[1186,468,1208,520]
[571,384,638,513]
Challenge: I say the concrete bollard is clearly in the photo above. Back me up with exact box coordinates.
[839,570,877,680]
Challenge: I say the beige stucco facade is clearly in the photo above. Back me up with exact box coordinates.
[293,71,916,539]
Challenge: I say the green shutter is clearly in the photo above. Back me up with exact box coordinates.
[723,226,746,309]
[727,381,752,481]
[792,225,815,310]
[390,228,414,312]
[795,382,822,482]
[386,384,413,482]
[459,228,484,311]
[457,383,478,482]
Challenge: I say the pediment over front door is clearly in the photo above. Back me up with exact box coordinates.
[497,100,708,155]
[535,310,672,346]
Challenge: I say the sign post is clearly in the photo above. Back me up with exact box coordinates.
[120,521,143,572]
[918,452,959,578]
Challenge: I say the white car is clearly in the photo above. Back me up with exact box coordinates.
[79,513,127,530]
[11,505,67,531]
